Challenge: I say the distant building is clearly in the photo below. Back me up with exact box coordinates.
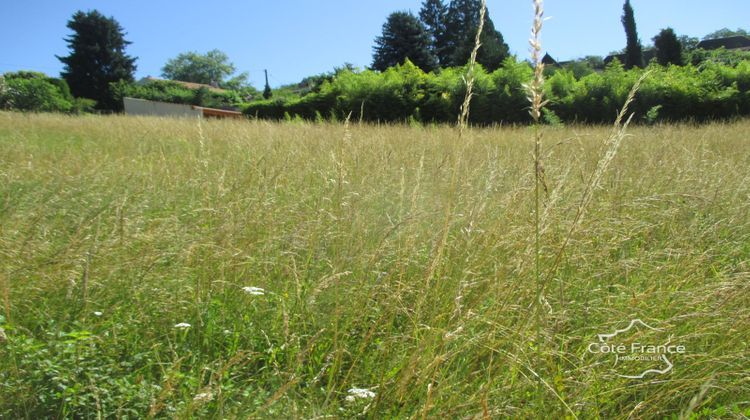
[123,97,243,119]
[541,53,557,66]
[138,76,229,94]
[696,36,750,51]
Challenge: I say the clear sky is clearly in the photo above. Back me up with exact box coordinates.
[1,1,747,88]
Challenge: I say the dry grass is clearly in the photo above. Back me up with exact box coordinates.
[0,111,749,418]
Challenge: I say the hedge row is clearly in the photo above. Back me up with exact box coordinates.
[243,58,750,124]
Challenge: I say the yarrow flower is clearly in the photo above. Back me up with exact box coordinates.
[193,392,214,403]
[345,387,376,402]
[174,323,191,329]
[241,286,265,296]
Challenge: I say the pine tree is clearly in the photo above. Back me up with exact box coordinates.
[653,28,683,66]
[443,0,509,71]
[57,10,137,111]
[372,12,438,72]
[419,0,449,66]
[621,0,644,69]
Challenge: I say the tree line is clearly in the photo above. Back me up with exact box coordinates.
[372,0,509,73]
[1,2,749,123]
[243,57,750,125]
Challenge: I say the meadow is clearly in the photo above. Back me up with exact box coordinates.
[1,112,749,418]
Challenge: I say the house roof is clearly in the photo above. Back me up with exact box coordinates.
[541,53,557,65]
[140,77,228,94]
[696,36,750,51]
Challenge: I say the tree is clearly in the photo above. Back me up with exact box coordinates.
[678,35,700,51]
[653,28,683,66]
[372,12,438,72]
[582,55,605,70]
[161,49,249,89]
[263,69,272,99]
[703,28,749,40]
[419,0,450,66]
[621,0,644,69]
[57,10,137,111]
[443,0,509,71]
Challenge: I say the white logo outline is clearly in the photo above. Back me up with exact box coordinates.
[597,318,674,379]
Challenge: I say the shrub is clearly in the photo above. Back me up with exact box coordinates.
[243,58,750,125]
[0,72,75,113]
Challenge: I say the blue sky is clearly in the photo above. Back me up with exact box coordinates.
[1,1,747,88]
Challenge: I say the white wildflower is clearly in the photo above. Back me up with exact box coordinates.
[174,323,191,329]
[193,392,214,403]
[346,387,376,401]
[241,286,265,296]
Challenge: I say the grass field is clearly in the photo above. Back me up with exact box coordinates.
[1,112,749,418]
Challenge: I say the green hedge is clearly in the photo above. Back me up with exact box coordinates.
[111,79,244,110]
[244,58,750,124]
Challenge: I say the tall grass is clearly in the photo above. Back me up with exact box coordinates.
[1,111,749,418]
[1,3,749,418]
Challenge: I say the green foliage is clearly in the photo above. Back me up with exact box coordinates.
[111,79,242,109]
[372,11,438,73]
[245,57,750,124]
[57,10,137,111]
[0,71,75,113]
[443,0,509,71]
[703,27,750,40]
[653,28,684,66]
[161,49,249,90]
[419,0,449,64]
[678,35,700,52]
[645,104,662,124]
[686,47,750,67]
[621,0,644,69]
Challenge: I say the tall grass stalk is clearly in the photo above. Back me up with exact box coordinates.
[525,0,549,411]
[524,1,649,415]
[457,0,486,138]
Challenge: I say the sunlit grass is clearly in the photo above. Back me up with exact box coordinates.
[0,112,749,418]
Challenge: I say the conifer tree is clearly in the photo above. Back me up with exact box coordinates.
[372,12,439,72]
[419,0,450,66]
[621,0,644,69]
[653,28,683,66]
[443,0,509,71]
[57,10,137,111]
